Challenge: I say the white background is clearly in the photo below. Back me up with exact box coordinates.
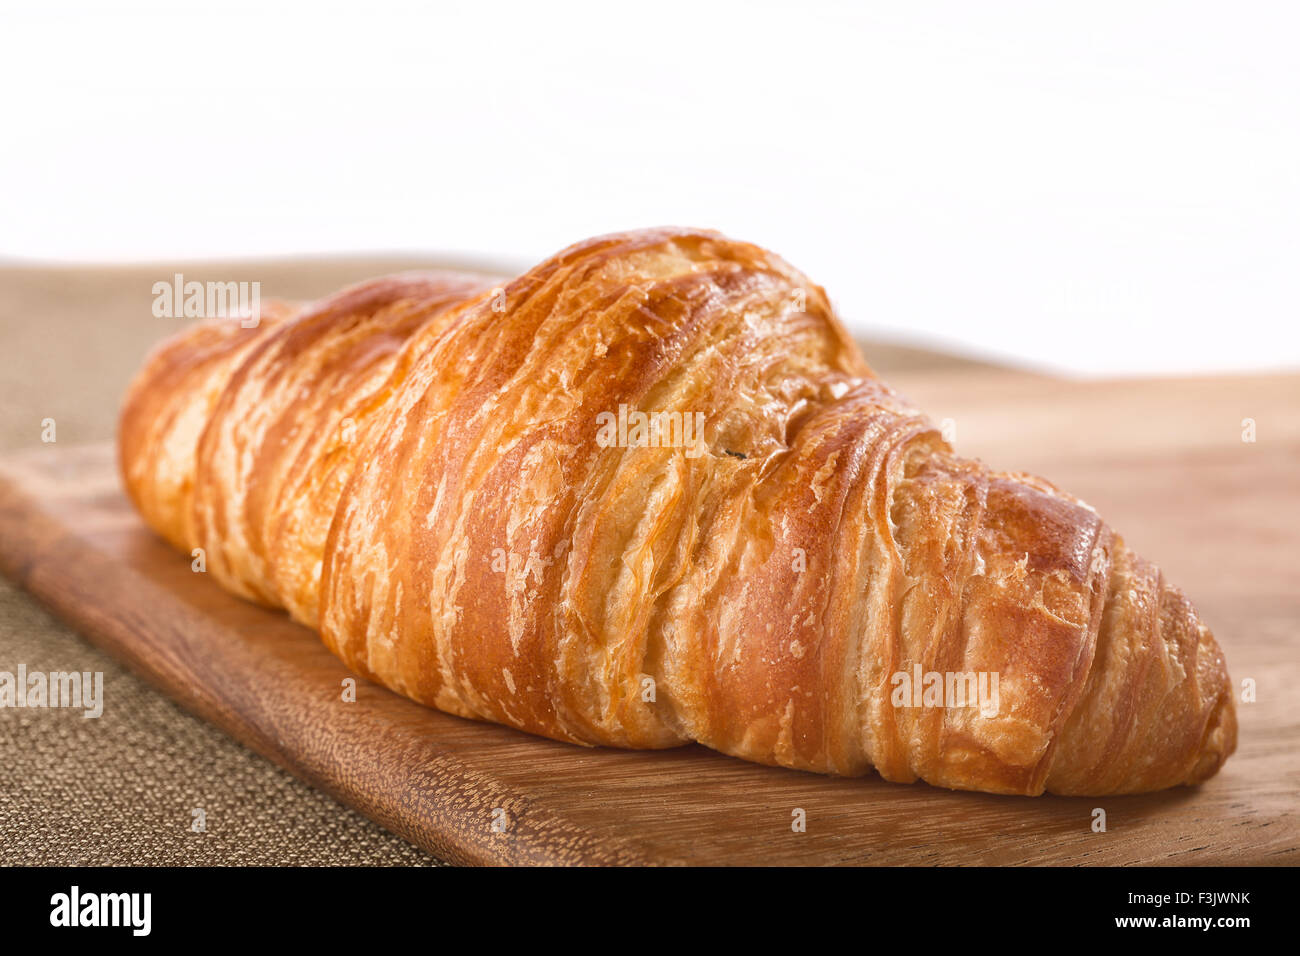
[2,0,1297,376]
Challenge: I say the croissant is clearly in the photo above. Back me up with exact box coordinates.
[118,228,1236,796]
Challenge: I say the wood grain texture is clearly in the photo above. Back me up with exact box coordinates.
[0,368,1295,866]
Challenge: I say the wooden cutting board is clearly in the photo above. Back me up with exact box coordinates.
[0,368,1296,866]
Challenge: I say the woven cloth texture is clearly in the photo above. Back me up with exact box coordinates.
[0,576,439,865]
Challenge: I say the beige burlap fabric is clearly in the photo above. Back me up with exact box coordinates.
[0,575,439,865]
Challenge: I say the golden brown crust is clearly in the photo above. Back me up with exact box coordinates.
[188,273,493,623]
[117,228,1237,795]
[118,300,299,551]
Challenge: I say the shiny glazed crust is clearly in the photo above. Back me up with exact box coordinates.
[118,228,1236,795]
